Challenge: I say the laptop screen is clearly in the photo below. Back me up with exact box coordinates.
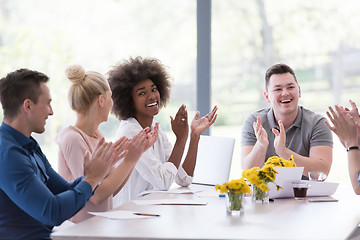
[192,135,235,186]
[268,167,304,198]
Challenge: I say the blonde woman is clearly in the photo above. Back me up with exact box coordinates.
[56,65,158,223]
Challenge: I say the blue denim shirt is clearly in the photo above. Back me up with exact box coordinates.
[0,122,93,240]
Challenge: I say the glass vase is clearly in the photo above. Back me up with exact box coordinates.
[226,192,245,215]
[251,184,270,203]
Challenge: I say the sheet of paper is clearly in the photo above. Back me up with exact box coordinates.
[52,220,76,232]
[133,198,208,205]
[306,181,339,197]
[138,188,195,197]
[193,189,219,198]
[88,210,158,219]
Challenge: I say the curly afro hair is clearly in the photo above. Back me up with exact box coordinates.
[108,56,172,120]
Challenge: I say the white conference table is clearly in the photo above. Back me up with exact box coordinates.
[51,183,360,240]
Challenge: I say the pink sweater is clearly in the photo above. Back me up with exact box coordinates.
[56,126,112,223]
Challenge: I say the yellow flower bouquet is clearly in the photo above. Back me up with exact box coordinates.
[265,155,297,168]
[242,155,296,203]
[215,178,251,214]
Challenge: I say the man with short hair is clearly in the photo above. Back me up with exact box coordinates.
[0,69,118,239]
[241,63,333,179]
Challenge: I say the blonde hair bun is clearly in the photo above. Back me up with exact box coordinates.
[65,64,86,84]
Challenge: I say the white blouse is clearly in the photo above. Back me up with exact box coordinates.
[113,118,193,207]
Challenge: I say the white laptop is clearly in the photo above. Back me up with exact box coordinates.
[192,135,235,186]
[268,167,339,198]
[268,167,304,198]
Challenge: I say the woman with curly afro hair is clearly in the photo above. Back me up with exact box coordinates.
[108,57,218,206]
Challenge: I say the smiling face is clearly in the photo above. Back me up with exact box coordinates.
[264,72,301,118]
[132,78,161,126]
[28,82,54,134]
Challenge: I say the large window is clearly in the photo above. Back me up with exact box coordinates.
[0,0,197,167]
[1,0,359,183]
[211,0,360,181]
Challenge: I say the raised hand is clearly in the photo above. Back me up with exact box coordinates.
[325,105,358,148]
[338,100,360,138]
[190,106,218,136]
[125,129,149,163]
[83,138,117,189]
[145,122,159,149]
[272,120,287,157]
[340,100,360,123]
[252,116,269,148]
[113,136,129,161]
[170,104,189,141]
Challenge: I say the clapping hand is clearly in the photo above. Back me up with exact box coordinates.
[272,120,288,157]
[113,136,129,161]
[325,105,359,148]
[83,138,118,189]
[337,100,360,138]
[145,122,159,149]
[170,104,189,141]
[340,100,360,123]
[190,106,218,136]
[252,116,269,148]
[124,125,159,163]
